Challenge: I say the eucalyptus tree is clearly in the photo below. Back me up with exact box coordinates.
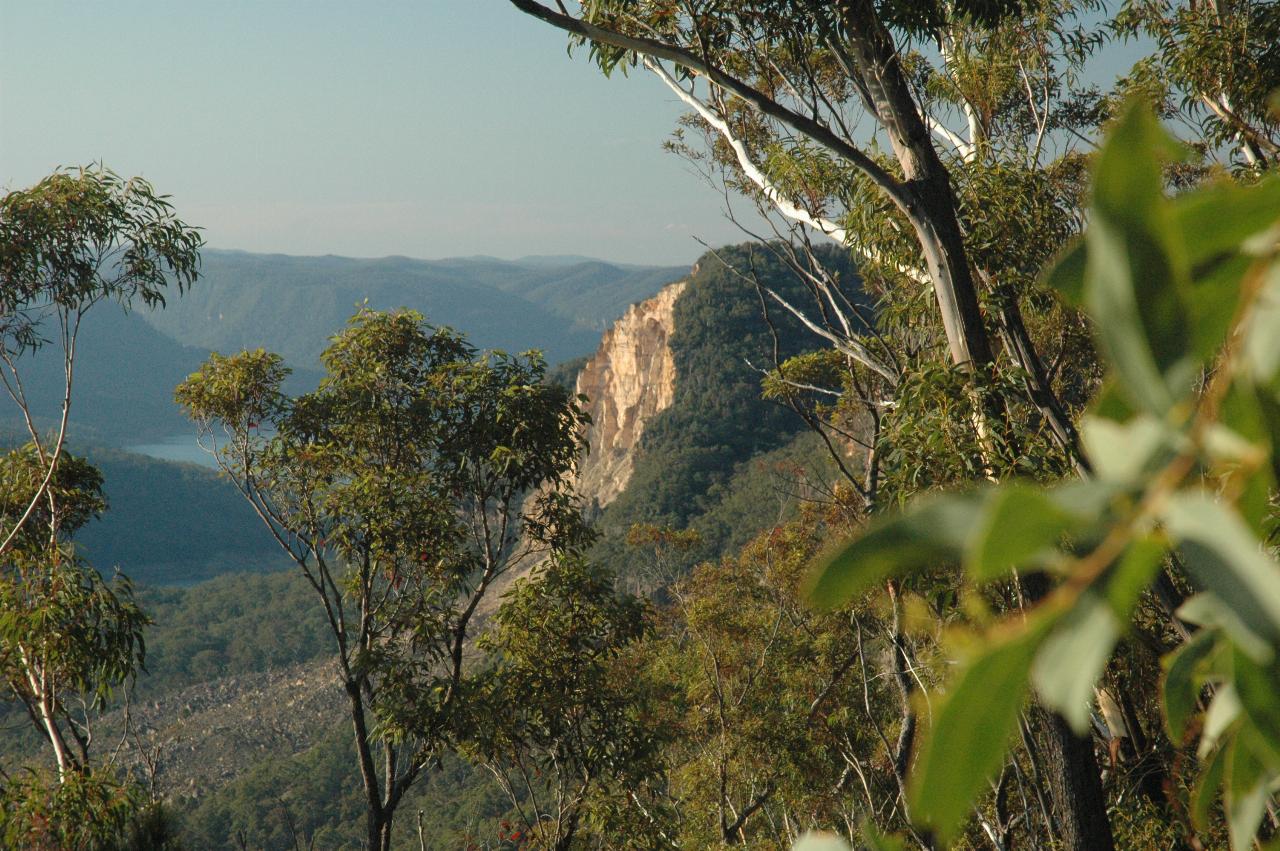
[0,166,198,846]
[176,308,591,851]
[0,166,202,553]
[505,0,1098,447]
[467,555,659,850]
[811,104,1280,851]
[1114,0,1280,168]
[0,448,147,779]
[504,0,1122,845]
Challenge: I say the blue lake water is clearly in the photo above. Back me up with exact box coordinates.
[126,434,218,469]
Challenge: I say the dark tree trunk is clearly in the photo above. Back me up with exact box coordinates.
[1034,708,1116,851]
[1019,571,1114,850]
[346,679,393,851]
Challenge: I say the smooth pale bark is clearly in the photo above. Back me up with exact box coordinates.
[648,52,1094,467]
[831,10,1111,842]
[833,0,993,372]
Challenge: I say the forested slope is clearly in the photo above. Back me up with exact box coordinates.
[588,244,861,574]
[75,448,287,585]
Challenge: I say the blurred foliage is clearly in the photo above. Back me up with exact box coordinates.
[811,103,1280,848]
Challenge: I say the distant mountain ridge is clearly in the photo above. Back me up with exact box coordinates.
[142,250,686,368]
[3,250,680,445]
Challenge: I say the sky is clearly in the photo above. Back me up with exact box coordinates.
[0,1,749,266]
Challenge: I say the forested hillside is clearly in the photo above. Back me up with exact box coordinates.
[75,449,286,585]
[3,253,680,448]
[0,305,219,445]
[588,245,862,575]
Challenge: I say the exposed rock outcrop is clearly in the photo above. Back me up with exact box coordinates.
[572,279,685,510]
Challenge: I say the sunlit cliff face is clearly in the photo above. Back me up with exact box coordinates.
[571,279,686,511]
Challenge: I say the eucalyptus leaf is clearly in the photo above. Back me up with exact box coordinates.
[1041,237,1086,306]
[1080,414,1177,485]
[1231,648,1280,765]
[808,492,983,609]
[910,625,1044,841]
[1163,492,1280,660]
[966,486,1080,580]
[1085,104,1195,412]
[1185,251,1254,360]
[1101,535,1166,618]
[1201,684,1242,759]
[1031,591,1119,733]
[1192,741,1228,832]
[1163,627,1219,742]
[860,824,905,851]
[1217,382,1280,535]
[1171,176,1280,267]
[1084,214,1182,414]
[1242,262,1280,383]
[1227,728,1274,851]
[1178,593,1274,665]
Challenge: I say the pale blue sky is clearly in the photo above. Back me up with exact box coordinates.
[0,1,747,265]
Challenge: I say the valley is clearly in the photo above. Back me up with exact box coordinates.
[7,10,1277,840]
[2,243,849,848]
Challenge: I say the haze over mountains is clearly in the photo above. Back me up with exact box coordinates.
[142,250,687,368]
[4,251,684,443]
[0,240,868,848]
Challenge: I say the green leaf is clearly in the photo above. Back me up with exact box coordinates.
[1201,684,1242,759]
[1089,378,1137,424]
[1085,102,1195,412]
[1085,213,1183,413]
[1184,251,1255,361]
[1178,593,1275,665]
[1227,727,1274,851]
[1171,175,1280,267]
[1243,261,1280,383]
[910,625,1044,841]
[859,823,905,851]
[1192,741,1228,832]
[1163,492,1280,662]
[1031,591,1119,733]
[1080,413,1178,485]
[1162,627,1218,741]
[1040,237,1086,306]
[1232,648,1280,765]
[1217,381,1280,536]
[966,486,1079,580]
[1092,102,1185,219]
[1101,535,1166,617]
[1029,537,1162,734]
[807,493,982,610]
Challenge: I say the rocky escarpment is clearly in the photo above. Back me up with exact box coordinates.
[572,279,686,510]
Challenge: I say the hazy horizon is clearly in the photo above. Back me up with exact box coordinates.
[195,244,689,268]
[0,1,750,266]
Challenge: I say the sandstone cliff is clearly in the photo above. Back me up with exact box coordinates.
[572,279,686,510]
